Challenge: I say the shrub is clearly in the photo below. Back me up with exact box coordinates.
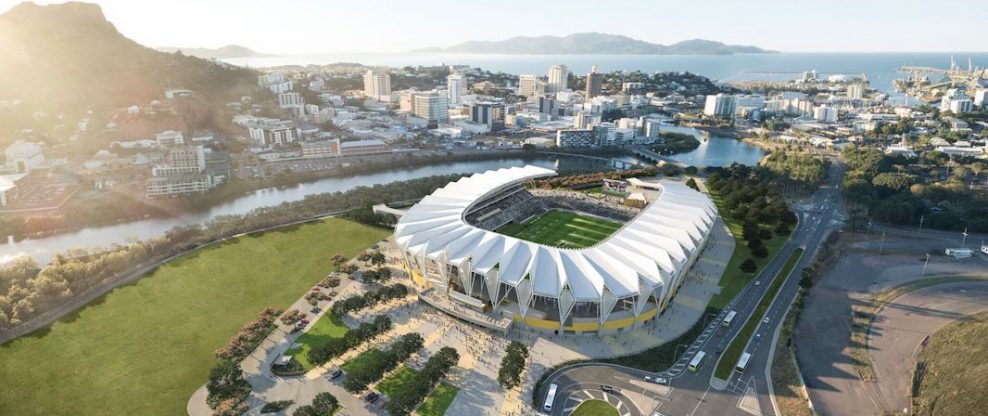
[740,259,758,273]
[212,398,248,416]
[215,307,281,361]
[260,400,293,414]
[280,309,305,326]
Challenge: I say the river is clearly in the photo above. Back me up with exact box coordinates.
[1,144,760,265]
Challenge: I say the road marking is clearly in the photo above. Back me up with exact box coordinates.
[688,385,712,416]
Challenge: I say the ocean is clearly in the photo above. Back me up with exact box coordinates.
[223,52,988,94]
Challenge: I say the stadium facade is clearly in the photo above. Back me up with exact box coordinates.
[393,165,717,334]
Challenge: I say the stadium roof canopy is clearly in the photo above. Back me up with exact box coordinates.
[394,165,716,302]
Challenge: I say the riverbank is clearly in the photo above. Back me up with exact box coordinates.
[2,149,635,243]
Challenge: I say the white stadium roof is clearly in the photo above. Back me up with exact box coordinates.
[394,165,716,302]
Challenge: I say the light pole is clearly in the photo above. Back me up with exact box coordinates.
[918,215,925,235]
[922,253,930,276]
[880,232,886,252]
[962,228,969,247]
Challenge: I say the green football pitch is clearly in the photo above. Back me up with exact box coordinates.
[496,210,623,248]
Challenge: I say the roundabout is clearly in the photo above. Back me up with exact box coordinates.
[566,391,629,416]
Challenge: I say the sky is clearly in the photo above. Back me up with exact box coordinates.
[2,0,986,54]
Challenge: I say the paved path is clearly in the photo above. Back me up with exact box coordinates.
[868,282,988,414]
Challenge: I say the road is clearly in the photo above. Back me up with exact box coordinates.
[868,282,988,414]
[538,164,846,416]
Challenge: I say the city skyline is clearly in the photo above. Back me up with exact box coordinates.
[2,0,987,54]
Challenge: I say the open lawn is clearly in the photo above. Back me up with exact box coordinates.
[340,347,389,374]
[572,399,619,416]
[496,209,622,248]
[376,365,418,397]
[287,312,349,371]
[708,190,790,309]
[0,218,389,416]
[417,382,459,416]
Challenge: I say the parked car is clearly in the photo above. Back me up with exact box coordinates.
[364,392,380,404]
[329,369,343,379]
[600,385,621,394]
[644,375,669,385]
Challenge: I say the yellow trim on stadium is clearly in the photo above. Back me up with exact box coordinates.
[602,316,635,330]
[524,316,561,330]
[637,307,658,322]
[564,321,600,332]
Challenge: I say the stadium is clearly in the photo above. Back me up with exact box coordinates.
[393,165,717,334]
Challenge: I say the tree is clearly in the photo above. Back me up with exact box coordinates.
[799,267,816,289]
[206,360,250,409]
[330,254,346,268]
[370,251,386,267]
[311,392,339,415]
[740,259,757,273]
[685,178,699,191]
[212,398,248,416]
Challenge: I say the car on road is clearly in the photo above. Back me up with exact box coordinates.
[364,392,380,404]
[600,385,621,394]
[754,333,762,342]
[762,317,770,324]
[754,280,761,286]
[329,369,343,379]
[644,375,669,385]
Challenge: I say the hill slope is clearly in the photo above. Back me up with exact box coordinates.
[0,2,256,116]
[413,32,775,55]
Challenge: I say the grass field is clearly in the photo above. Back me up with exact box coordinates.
[0,218,389,416]
[496,210,622,248]
[417,382,459,416]
[286,312,350,371]
[340,347,389,374]
[913,311,988,416]
[715,248,803,379]
[708,190,791,309]
[572,399,619,416]
[376,365,418,397]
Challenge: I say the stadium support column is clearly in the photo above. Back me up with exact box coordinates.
[598,289,617,335]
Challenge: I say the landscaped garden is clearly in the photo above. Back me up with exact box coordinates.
[0,218,389,416]
[285,312,349,370]
[572,399,619,416]
[416,382,459,416]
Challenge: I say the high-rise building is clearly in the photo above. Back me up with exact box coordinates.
[703,94,736,117]
[584,65,603,98]
[518,74,544,99]
[847,83,866,100]
[547,65,569,93]
[538,95,557,117]
[974,89,988,108]
[447,73,468,105]
[470,102,505,131]
[363,69,391,101]
[413,91,449,125]
[278,92,304,109]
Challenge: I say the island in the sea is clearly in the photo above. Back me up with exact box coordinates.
[412,32,776,55]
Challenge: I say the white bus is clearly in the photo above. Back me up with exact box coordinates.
[543,383,558,412]
[722,310,738,327]
[688,351,707,372]
[735,352,752,373]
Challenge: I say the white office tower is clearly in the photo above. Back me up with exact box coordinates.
[547,64,569,93]
[847,83,866,100]
[974,89,988,108]
[703,94,736,117]
[363,69,392,101]
[518,74,545,99]
[413,91,449,124]
[447,73,468,105]
[940,88,969,112]
[813,105,838,123]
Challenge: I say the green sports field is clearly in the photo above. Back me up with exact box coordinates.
[0,218,389,416]
[496,210,623,248]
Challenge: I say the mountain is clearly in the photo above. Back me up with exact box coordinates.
[155,44,271,60]
[0,2,257,116]
[412,32,776,55]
